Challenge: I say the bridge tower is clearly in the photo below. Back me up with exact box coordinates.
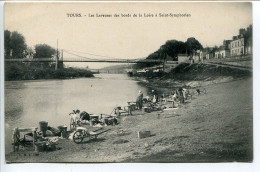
[55,40,59,70]
[58,49,64,69]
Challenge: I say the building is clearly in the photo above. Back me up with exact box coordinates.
[206,52,214,59]
[230,25,252,56]
[219,48,230,58]
[215,49,221,58]
[244,25,253,54]
[203,47,216,59]
[230,35,245,56]
[215,47,230,58]
[214,40,231,58]
[199,50,207,61]
[177,54,189,63]
[193,52,200,63]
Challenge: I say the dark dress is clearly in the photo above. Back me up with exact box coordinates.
[178,88,184,103]
[136,92,143,110]
[80,111,90,121]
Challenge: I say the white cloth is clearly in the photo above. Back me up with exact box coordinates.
[152,95,156,103]
[70,113,79,122]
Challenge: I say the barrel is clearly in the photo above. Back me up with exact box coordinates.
[104,118,109,125]
[58,126,67,138]
[58,126,67,133]
[61,131,67,139]
[39,121,48,137]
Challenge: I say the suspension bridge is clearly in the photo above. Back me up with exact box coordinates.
[4,49,178,64]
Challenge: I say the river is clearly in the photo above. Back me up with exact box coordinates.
[4,74,148,154]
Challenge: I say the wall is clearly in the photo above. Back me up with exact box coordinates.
[206,53,214,59]
[178,55,189,63]
[219,50,230,58]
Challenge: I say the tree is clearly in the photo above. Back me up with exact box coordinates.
[4,30,27,58]
[24,47,34,58]
[142,37,202,70]
[34,44,56,68]
[185,37,203,56]
[4,30,11,58]
[34,44,56,59]
[158,40,187,72]
[158,44,168,72]
[161,40,186,59]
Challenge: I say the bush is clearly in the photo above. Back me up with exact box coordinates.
[5,63,94,81]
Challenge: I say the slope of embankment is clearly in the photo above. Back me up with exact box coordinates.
[164,63,251,80]
[137,63,252,93]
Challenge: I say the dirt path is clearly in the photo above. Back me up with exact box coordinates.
[6,78,253,163]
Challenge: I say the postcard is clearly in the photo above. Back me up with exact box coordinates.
[1,1,255,167]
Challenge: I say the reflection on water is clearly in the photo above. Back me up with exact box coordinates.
[5,74,147,153]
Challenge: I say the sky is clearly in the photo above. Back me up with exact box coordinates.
[4,2,252,69]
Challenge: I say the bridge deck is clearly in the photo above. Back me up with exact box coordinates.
[4,58,178,64]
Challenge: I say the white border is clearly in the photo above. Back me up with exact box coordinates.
[1,1,260,172]
[252,0,260,170]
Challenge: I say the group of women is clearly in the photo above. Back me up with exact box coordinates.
[136,87,193,111]
[135,89,159,110]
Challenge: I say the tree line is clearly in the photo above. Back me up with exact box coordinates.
[135,37,203,69]
[4,30,94,81]
[4,30,57,60]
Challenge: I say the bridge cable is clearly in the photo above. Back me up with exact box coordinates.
[63,49,143,61]
[63,49,118,59]
[63,50,98,60]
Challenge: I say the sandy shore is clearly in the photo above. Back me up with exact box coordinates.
[6,77,253,163]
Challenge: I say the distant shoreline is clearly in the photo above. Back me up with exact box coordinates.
[5,62,94,81]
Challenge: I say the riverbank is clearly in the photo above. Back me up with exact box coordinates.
[5,62,94,81]
[135,63,252,96]
[5,76,253,163]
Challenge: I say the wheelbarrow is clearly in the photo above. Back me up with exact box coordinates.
[73,127,111,144]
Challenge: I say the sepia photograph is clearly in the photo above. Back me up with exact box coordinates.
[2,1,254,164]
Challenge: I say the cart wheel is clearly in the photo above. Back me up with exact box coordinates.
[73,131,84,144]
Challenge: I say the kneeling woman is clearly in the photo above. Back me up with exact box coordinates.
[80,111,90,122]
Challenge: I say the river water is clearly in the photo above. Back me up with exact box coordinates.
[5,74,148,153]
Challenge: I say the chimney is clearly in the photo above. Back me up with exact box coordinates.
[239,28,246,35]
